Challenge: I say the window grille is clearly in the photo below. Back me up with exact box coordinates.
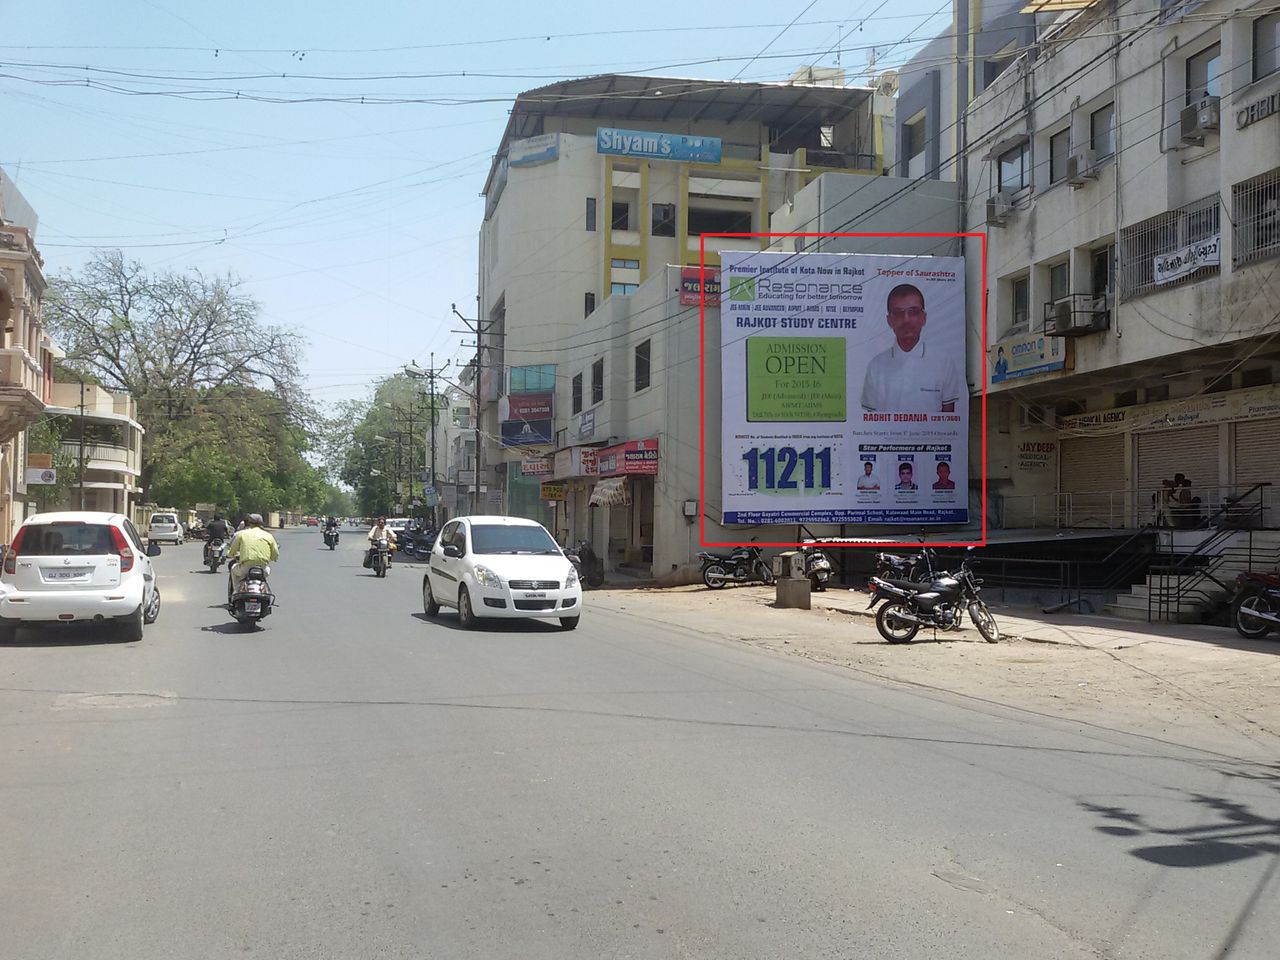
[1119,194,1220,300]
[1233,169,1280,268]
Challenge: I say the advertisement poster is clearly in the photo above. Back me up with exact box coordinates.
[680,267,721,306]
[501,364,555,448]
[720,250,968,525]
[989,330,1067,384]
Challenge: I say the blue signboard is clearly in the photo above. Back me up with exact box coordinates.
[597,127,722,164]
[990,331,1067,384]
[501,419,553,447]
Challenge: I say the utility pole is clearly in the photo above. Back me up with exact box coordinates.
[452,303,502,517]
[427,353,439,528]
[78,379,86,510]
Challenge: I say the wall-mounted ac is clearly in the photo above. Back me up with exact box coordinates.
[1046,295,1110,336]
[1066,149,1099,186]
[1180,95,1220,145]
[986,191,1014,227]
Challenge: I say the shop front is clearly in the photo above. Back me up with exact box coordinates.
[591,438,659,573]
[549,446,598,548]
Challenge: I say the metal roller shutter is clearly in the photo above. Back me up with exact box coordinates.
[1060,434,1126,527]
[1136,425,1219,500]
[1233,418,1280,516]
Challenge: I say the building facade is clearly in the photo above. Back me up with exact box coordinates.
[962,0,1280,531]
[44,382,145,516]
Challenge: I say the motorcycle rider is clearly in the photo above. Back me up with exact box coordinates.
[203,513,231,564]
[366,516,397,568]
[323,515,340,539]
[227,513,280,601]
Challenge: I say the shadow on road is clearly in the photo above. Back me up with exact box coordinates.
[201,621,263,635]
[409,612,563,633]
[0,623,126,646]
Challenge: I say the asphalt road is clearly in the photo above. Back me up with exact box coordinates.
[2,527,1278,960]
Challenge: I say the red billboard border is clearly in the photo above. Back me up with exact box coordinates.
[698,231,989,550]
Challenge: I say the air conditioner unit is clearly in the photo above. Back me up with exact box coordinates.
[986,191,1014,226]
[1066,149,1098,186]
[1047,295,1110,336]
[1020,403,1053,430]
[1047,299,1074,334]
[1180,95,1220,144]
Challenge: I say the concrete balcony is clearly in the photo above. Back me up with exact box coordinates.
[0,346,46,442]
[61,440,139,476]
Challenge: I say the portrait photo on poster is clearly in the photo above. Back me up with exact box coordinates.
[719,249,968,526]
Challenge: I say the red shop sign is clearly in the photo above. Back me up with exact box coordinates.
[596,438,659,476]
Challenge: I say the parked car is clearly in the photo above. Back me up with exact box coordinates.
[305,517,320,527]
[422,516,582,630]
[147,511,184,544]
[0,512,163,642]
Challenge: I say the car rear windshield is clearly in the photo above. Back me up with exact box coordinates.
[151,515,176,524]
[470,524,561,556]
[16,523,118,556]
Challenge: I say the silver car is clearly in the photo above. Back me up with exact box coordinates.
[147,512,184,544]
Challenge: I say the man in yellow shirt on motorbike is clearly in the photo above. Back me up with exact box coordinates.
[227,513,280,600]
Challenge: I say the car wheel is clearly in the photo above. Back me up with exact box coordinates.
[457,586,478,629]
[423,576,440,617]
[119,605,144,643]
[559,616,580,631]
[144,586,161,624]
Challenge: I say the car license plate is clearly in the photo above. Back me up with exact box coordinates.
[524,591,546,598]
[244,600,261,613]
[46,568,90,580]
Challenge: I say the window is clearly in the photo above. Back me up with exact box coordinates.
[997,142,1030,192]
[1186,43,1222,103]
[584,292,595,317]
[1091,245,1115,299]
[1012,276,1030,327]
[611,258,640,269]
[634,339,651,392]
[1090,103,1115,158]
[983,58,1011,88]
[585,197,596,232]
[469,521,559,556]
[591,358,604,404]
[1233,170,1280,267]
[1255,13,1280,81]
[1145,384,1170,403]
[652,202,676,237]
[905,115,926,161]
[1242,367,1273,388]
[687,206,752,235]
[1049,129,1070,184]
[611,282,638,296]
[571,373,583,414]
[1049,262,1070,302]
[611,201,631,230]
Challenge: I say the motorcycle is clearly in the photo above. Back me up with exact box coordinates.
[698,545,775,589]
[867,548,1000,644]
[323,526,340,550]
[401,527,436,561]
[228,566,275,630]
[1230,571,1280,638]
[204,537,228,574]
[566,539,606,588]
[369,537,392,578]
[874,548,938,583]
[799,543,833,591]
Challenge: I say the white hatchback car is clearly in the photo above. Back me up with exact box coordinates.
[0,512,163,642]
[422,516,582,630]
[147,511,184,544]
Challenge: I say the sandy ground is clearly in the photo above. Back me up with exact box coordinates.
[591,584,1280,762]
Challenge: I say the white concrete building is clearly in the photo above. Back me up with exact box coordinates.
[962,0,1280,532]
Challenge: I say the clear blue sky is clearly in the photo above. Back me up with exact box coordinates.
[1,0,948,410]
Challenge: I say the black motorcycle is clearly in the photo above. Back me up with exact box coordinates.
[698,545,774,589]
[567,539,606,588]
[402,527,436,561]
[867,549,999,644]
[369,537,392,578]
[874,548,938,583]
[228,566,275,630]
[1231,571,1280,639]
[323,527,340,550]
[204,537,228,573]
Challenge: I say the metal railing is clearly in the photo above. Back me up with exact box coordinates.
[995,483,1273,532]
[1232,169,1280,268]
[1119,193,1220,301]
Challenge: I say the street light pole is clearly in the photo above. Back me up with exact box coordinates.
[428,353,438,527]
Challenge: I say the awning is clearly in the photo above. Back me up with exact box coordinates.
[589,476,631,507]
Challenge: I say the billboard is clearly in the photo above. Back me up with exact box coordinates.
[989,330,1067,384]
[509,133,559,168]
[720,250,967,525]
[596,127,721,164]
[501,364,555,448]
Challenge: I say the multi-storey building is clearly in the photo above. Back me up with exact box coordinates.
[962,0,1280,533]
[44,382,144,516]
[476,72,891,576]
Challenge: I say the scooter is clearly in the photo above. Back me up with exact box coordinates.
[1230,571,1280,638]
[867,548,999,644]
[698,545,774,589]
[799,543,833,591]
[204,537,228,574]
[566,539,606,588]
[228,566,275,630]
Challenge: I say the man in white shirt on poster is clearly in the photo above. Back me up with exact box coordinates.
[860,283,965,414]
[856,460,879,491]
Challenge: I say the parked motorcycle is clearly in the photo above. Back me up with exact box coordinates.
[369,537,392,578]
[799,543,833,591]
[566,539,606,588]
[400,526,436,561]
[204,537,228,574]
[867,548,999,644]
[698,545,774,589]
[228,566,274,629]
[1230,571,1280,639]
[874,548,938,583]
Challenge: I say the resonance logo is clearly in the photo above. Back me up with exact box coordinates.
[729,276,756,301]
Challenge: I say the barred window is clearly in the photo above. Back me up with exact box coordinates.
[1119,195,1220,300]
[1233,170,1280,268]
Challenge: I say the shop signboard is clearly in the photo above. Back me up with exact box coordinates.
[596,127,721,164]
[720,250,968,525]
[680,266,721,306]
[1154,234,1221,284]
[578,408,595,441]
[597,438,659,477]
[552,446,600,480]
[25,467,56,485]
[521,456,552,477]
[502,365,555,447]
[539,482,566,501]
[1060,383,1280,435]
[509,133,559,167]
[26,453,52,470]
[989,330,1068,384]
[501,419,553,447]
[503,392,553,420]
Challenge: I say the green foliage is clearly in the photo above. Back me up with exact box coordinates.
[24,415,79,511]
